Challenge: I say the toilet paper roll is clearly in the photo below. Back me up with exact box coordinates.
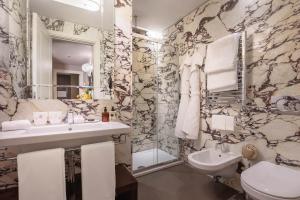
[242,144,257,160]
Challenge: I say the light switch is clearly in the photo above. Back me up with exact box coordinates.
[211,115,226,130]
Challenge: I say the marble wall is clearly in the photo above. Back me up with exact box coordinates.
[132,36,158,152]
[113,0,133,125]
[164,0,300,190]
[0,0,27,122]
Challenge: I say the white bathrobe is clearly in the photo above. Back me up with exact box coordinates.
[175,56,192,138]
[175,48,204,140]
[182,65,201,140]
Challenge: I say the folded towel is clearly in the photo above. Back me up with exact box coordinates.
[2,120,31,131]
[81,142,115,200]
[207,70,238,92]
[175,66,191,138]
[205,33,240,74]
[17,148,66,200]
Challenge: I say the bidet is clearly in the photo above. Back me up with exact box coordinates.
[188,148,242,177]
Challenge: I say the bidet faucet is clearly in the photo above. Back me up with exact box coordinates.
[215,134,228,153]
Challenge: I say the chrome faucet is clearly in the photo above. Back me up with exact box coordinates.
[215,133,229,153]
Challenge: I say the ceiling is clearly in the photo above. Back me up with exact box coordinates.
[52,39,93,68]
[133,0,207,32]
[30,0,114,30]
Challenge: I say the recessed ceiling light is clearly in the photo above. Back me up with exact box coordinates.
[53,0,101,12]
[147,31,163,39]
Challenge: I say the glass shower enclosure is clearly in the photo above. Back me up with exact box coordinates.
[132,34,180,172]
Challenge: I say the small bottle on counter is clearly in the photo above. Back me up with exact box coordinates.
[110,106,117,121]
[102,107,109,122]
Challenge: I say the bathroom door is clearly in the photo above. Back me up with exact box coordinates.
[32,12,53,99]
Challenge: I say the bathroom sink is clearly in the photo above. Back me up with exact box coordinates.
[0,122,131,146]
[188,148,242,177]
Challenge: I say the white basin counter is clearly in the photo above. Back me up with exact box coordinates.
[0,122,131,147]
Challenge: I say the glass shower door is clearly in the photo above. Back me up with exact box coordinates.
[132,34,179,172]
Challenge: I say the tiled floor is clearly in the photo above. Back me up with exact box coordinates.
[137,164,245,200]
[0,164,245,200]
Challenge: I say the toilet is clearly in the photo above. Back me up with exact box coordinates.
[241,161,300,200]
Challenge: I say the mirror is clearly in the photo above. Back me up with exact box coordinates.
[27,0,114,100]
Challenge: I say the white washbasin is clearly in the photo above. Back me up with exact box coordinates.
[0,122,131,146]
[188,148,242,177]
[28,122,128,134]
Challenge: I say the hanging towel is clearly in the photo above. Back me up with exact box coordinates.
[17,148,66,200]
[180,50,203,140]
[2,120,31,131]
[182,66,201,140]
[205,33,240,74]
[175,61,191,138]
[81,142,115,200]
[207,70,238,92]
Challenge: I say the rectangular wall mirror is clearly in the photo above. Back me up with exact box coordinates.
[27,0,114,100]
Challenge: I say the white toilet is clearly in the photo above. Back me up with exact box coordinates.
[241,161,300,200]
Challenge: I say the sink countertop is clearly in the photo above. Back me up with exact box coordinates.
[0,122,131,147]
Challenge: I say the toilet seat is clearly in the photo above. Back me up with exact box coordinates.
[241,178,300,200]
[241,161,300,200]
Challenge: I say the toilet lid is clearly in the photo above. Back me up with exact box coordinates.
[241,161,300,199]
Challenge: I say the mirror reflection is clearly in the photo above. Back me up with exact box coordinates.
[53,39,93,100]
[28,0,114,100]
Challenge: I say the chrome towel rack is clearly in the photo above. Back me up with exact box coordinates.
[206,31,247,106]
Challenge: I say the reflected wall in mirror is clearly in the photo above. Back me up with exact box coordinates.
[53,39,93,100]
[28,0,115,100]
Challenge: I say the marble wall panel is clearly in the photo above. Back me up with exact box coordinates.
[113,0,133,125]
[132,36,157,152]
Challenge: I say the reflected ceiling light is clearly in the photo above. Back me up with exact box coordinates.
[82,63,93,76]
[147,31,163,39]
[53,0,101,12]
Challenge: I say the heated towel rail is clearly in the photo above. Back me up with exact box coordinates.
[206,31,247,106]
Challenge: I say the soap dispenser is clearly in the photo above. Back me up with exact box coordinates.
[110,106,117,121]
[102,107,109,122]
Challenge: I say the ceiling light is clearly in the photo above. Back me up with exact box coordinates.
[82,63,93,76]
[53,0,101,12]
[147,31,163,39]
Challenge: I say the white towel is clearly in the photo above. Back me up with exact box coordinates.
[207,70,238,92]
[179,54,193,72]
[182,50,205,140]
[81,142,115,200]
[182,66,201,140]
[175,65,191,138]
[205,33,240,74]
[17,148,66,200]
[2,120,31,131]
